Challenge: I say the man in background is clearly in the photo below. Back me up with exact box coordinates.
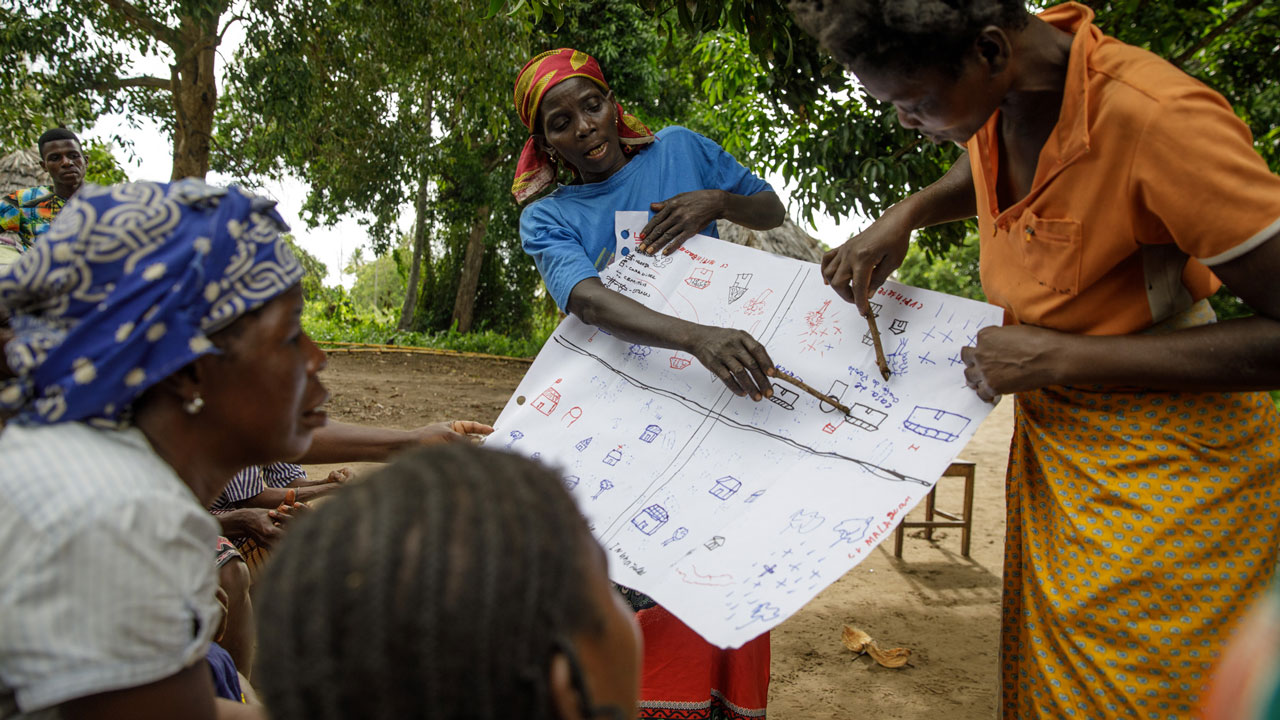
[1,128,86,265]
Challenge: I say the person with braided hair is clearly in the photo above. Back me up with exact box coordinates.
[253,444,641,720]
[790,1,1280,718]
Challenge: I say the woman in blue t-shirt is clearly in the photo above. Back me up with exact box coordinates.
[515,48,785,404]
[513,48,782,720]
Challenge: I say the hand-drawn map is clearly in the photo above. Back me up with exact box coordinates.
[491,211,1004,648]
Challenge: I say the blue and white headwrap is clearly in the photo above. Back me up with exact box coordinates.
[0,179,303,426]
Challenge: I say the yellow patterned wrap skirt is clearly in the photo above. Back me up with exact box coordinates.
[1001,386,1280,719]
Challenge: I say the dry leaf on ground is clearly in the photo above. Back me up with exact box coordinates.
[840,625,911,669]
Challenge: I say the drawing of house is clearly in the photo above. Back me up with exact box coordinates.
[903,406,971,442]
[685,267,713,289]
[575,437,593,452]
[603,448,623,466]
[531,386,561,415]
[768,386,799,410]
[728,273,752,303]
[846,403,888,432]
[631,504,669,535]
[669,353,692,370]
[704,535,725,551]
[709,476,742,501]
[639,424,661,443]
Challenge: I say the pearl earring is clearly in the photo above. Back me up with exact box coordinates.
[183,393,205,415]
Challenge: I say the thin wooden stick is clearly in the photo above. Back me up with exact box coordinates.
[769,372,852,416]
[866,310,891,381]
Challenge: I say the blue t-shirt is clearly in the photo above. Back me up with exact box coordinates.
[519,126,772,310]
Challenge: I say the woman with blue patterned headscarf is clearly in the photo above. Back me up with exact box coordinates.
[0,179,326,719]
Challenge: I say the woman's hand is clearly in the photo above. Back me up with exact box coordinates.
[822,209,914,317]
[223,508,284,546]
[639,190,727,256]
[408,420,496,446]
[961,325,1069,402]
[688,326,775,401]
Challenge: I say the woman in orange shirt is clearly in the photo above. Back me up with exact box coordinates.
[791,2,1280,718]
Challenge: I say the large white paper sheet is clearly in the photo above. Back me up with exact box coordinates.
[491,211,1004,648]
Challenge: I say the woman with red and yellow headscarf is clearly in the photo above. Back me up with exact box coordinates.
[514,48,784,720]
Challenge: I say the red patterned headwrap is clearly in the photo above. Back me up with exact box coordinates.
[511,48,656,204]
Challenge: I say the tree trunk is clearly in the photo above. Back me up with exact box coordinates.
[169,13,219,180]
[399,177,431,331]
[451,203,492,333]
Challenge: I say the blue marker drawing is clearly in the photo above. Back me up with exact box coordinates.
[661,526,688,547]
[563,475,580,491]
[735,602,782,630]
[603,447,623,466]
[576,437,593,452]
[745,490,766,504]
[903,406,971,442]
[591,479,614,500]
[505,430,523,449]
[786,509,826,534]
[631,504,669,535]
[640,424,661,443]
[710,476,742,501]
[830,517,874,548]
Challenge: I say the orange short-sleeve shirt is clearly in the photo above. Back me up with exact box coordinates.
[968,2,1280,335]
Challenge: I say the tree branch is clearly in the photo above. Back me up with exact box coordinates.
[93,75,172,91]
[97,0,180,50]
[1174,0,1266,68]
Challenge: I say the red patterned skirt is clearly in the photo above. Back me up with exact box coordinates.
[636,604,769,719]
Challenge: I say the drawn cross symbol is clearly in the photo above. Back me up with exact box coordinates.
[949,353,964,367]
[776,578,788,588]
[789,563,802,572]
[966,333,978,345]
[939,329,955,343]
[759,564,776,577]
[811,570,822,580]
[922,326,937,341]
[917,352,936,365]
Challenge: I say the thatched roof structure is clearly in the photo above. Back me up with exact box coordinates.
[0,147,48,196]
[717,217,825,263]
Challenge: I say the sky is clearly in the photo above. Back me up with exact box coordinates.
[82,23,868,289]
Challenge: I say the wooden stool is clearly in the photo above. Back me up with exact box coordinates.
[893,460,976,558]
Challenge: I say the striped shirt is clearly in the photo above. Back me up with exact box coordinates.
[0,422,219,717]
[209,462,306,513]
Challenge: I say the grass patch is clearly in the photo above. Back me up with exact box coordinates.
[303,304,557,359]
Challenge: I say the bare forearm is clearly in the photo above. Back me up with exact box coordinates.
[235,484,329,509]
[1051,316,1280,391]
[299,421,417,464]
[896,153,977,230]
[721,190,785,231]
[568,278,699,351]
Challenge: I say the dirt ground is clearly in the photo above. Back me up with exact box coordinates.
[306,350,1015,720]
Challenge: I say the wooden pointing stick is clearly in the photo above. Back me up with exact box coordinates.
[768,371,853,416]
[866,310,891,381]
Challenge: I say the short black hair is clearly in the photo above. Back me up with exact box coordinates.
[254,444,605,720]
[790,0,1030,76]
[37,128,80,159]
